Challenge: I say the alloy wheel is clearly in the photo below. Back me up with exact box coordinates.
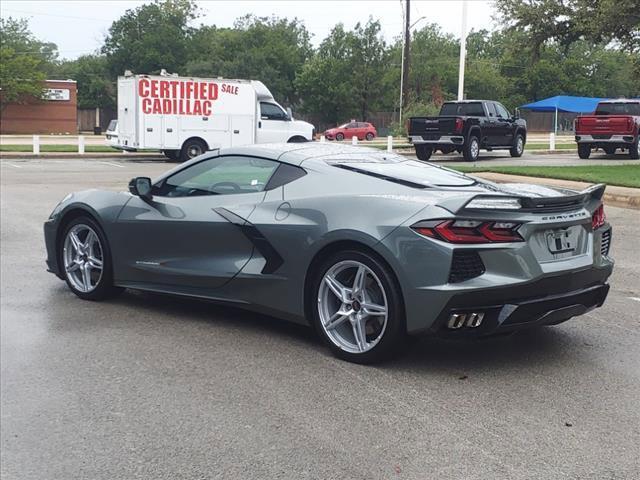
[63,224,104,293]
[317,260,388,354]
[517,137,524,154]
[470,138,480,159]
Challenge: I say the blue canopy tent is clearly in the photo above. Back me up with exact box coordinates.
[520,96,608,134]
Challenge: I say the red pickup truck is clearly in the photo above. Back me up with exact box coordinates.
[574,99,640,159]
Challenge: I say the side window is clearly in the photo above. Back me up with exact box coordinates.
[260,102,287,120]
[264,163,307,190]
[346,122,357,129]
[154,156,280,197]
[495,103,511,119]
[486,103,497,117]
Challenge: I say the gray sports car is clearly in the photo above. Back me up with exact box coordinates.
[44,144,613,363]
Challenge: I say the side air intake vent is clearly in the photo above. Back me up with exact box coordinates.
[449,250,485,283]
[600,229,611,256]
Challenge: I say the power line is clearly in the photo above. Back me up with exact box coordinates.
[1,8,110,22]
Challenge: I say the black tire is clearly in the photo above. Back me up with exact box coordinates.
[578,143,591,159]
[287,136,308,143]
[603,146,616,155]
[463,135,480,162]
[180,138,207,162]
[510,133,525,157]
[365,132,374,141]
[59,216,123,301]
[336,133,344,141]
[629,138,640,160]
[310,249,406,364]
[415,144,433,161]
[162,149,180,161]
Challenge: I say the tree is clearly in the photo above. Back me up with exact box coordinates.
[0,18,57,111]
[295,19,387,124]
[102,0,198,76]
[186,15,312,106]
[55,55,115,109]
[495,0,640,54]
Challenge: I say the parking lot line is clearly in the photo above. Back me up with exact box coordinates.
[97,161,125,168]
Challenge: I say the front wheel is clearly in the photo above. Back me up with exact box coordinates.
[60,216,123,301]
[463,135,480,162]
[510,134,525,157]
[311,250,405,364]
[578,143,591,159]
[415,144,433,161]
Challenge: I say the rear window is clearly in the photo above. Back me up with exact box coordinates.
[440,102,485,117]
[595,102,640,115]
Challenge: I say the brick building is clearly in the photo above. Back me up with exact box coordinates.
[1,80,78,134]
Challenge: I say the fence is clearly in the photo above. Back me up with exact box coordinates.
[77,108,117,133]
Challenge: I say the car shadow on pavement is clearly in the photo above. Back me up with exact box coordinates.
[49,285,589,374]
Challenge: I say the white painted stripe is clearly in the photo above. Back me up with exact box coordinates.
[5,163,23,168]
[628,297,640,303]
[97,161,124,168]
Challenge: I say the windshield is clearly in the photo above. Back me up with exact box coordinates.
[107,119,117,132]
[595,102,640,115]
[440,102,485,116]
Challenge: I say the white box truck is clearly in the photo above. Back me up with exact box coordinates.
[110,72,315,161]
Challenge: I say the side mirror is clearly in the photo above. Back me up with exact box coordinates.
[513,110,520,120]
[129,177,152,199]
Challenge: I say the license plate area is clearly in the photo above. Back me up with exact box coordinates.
[546,228,578,254]
[529,225,588,263]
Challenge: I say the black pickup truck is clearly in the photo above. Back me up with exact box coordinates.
[408,100,527,161]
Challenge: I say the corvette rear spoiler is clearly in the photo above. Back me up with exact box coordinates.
[437,183,606,214]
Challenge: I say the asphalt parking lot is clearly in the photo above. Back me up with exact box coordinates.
[1,156,639,480]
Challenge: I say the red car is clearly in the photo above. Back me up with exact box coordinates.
[324,121,377,141]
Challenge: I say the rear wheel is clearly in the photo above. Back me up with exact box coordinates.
[630,138,640,160]
[336,133,344,141]
[162,149,180,161]
[311,250,405,364]
[578,143,591,159]
[463,135,480,162]
[365,132,374,141]
[415,144,433,161]
[603,146,617,155]
[180,138,207,162]
[510,134,525,157]
[60,216,123,301]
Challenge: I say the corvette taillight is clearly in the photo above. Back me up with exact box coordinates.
[592,205,606,230]
[412,220,524,244]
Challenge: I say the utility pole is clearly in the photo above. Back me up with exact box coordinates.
[457,0,468,101]
[399,0,410,123]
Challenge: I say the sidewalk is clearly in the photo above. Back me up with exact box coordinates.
[473,172,640,210]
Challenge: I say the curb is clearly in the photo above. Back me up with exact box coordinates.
[0,152,166,160]
[473,172,640,210]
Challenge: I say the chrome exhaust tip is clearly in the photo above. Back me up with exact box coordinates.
[466,312,484,328]
[447,313,467,329]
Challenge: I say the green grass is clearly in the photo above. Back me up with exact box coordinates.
[453,165,640,188]
[0,144,118,153]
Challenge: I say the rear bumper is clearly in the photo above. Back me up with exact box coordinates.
[575,134,636,144]
[408,135,465,145]
[422,265,612,337]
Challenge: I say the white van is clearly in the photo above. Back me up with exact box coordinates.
[111,72,315,161]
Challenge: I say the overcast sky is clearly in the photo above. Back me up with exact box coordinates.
[1,0,496,59]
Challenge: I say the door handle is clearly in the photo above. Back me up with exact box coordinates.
[146,128,153,132]
[258,121,262,128]
[233,130,240,134]
[166,128,173,132]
